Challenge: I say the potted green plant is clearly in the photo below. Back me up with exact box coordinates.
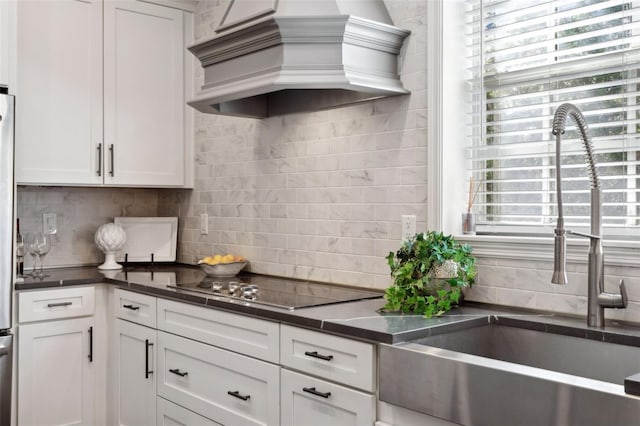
[383,231,477,318]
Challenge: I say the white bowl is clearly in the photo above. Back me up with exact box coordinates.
[199,261,247,277]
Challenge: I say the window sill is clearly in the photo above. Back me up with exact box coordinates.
[454,234,640,267]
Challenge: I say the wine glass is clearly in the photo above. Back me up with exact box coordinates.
[24,233,38,277]
[33,232,51,277]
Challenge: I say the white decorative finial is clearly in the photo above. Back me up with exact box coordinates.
[95,223,126,270]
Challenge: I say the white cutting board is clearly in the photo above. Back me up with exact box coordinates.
[114,217,177,262]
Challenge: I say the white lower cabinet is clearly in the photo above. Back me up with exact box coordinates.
[113,318,156,426]
[157,397,222,426]
[18,286,103,426]
[110,289,379,426]
[281,369,375,426]
[18,316,96,426]
[157,330,280,426]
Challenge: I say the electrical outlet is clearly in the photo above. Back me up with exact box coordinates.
[200,213,208,235]
[43,213,57,234]
[401,214,416,242]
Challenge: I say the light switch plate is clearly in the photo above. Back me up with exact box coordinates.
[200,213,208,235]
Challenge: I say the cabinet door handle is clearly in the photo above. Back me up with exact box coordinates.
[304,350,334,361]
[47,301,72,308]
[122,304,140,311]
[88,326,93,363]
[97,143,102,177]
[227,390,251,401]
[169,368,188,377]
[145,339,153,379]
[303,387,331,399]
[108,144,114,177]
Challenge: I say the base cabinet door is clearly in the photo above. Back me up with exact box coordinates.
[157,397,222,426]
[113,319,156,426]
[281,369,375,426]
[18,317,96,426]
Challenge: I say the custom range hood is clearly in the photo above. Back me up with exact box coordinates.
[188,0,410,118]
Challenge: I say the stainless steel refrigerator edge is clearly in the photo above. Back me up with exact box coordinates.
[0,90,15,426]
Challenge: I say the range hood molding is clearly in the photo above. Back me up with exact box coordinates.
[188,13,411,118]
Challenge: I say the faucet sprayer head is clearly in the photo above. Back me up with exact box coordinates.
[551,227,568,285]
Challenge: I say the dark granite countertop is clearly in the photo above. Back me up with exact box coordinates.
[15,265,640,346]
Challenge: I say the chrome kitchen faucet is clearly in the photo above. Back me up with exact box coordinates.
[551,103,627,328]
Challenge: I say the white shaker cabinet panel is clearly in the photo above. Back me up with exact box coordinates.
[113,319,157,426]
[281,369,375,426]
[157,298,280,363]
[18,317,96,426]
[15,0,103,185]
[113,288,157,328]
[104,1,184,186]
[157,397,223,426]
[18,286,96,323]
[0,0,15,90]
[157,331,280,426]
[280,324,376,392]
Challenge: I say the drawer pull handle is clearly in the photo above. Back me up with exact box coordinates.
[303,387,331,399]
[96,143,102,176]
[304,351,334,361]
[109,144,115,177]
[227,390,251,401]
[145,339,153,379]
[88,326,93,363]
[122,304,140,311]
[47,302,72,308]
[169,368,188,377]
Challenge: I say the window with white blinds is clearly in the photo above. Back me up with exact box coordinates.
[467,0,640,237]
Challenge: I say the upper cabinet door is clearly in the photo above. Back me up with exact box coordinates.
[0,1,15,90]
[104,1,185,187]
[15,0,103,185]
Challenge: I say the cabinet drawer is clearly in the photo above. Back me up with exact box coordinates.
[157,331,280,426]
[157,298,279,363]
[281,369,375,426]
[157,397,222,426]
[280,325,376,392]
[18,286,95,323]
[113,289,157,328]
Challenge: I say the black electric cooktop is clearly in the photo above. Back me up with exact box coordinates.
[167,273,383,310]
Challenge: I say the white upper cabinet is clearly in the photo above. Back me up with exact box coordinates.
[0,0,15,90]
[15,0,192,187]
[104,1,184,186]
[15,0,103,185]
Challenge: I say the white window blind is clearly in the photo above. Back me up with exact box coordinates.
[467,0,640,237]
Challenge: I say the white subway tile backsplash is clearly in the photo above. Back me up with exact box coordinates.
[476,264,516,288]
[17,187,160,267]
[495,288,536,309]
[464,285,498,304]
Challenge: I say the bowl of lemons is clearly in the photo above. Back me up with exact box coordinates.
[197,254,247,277]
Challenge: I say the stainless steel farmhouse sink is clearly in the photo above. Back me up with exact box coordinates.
[379,315,640,426]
